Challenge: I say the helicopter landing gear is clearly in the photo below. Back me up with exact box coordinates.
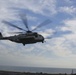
[42,41,44,43]
[23,43,25,46]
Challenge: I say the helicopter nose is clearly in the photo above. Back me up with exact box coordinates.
[42,36,44,43]
[37,35,44,43]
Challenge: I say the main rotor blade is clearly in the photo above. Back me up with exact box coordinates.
[45,37,52,39]
[2,20,26,31]
[19,14,29,31]
[32,19,52,31]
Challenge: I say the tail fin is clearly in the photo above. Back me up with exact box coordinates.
[0,32,3,38]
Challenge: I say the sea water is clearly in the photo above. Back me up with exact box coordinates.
[0,66,76,74]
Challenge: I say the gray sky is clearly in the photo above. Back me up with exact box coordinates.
[0,0,76,68]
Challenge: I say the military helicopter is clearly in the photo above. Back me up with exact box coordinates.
[0,14,52,46]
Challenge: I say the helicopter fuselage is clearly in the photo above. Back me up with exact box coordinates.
[2,15,51,46]
[0,32,44,46]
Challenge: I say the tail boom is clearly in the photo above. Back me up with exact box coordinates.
[0,33,8,40]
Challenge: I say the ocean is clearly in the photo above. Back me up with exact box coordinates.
[0,66,76,74]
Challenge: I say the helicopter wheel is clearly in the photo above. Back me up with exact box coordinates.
[23,43,25,46]
[42,41,44,43]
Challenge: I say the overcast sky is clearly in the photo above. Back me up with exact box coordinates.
[0,0,76,68]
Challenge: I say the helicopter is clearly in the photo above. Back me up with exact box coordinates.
[0,14,52,46]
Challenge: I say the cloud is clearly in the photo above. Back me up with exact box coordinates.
[38,28,56,38]
[7,0,57,16]
[64,0,73,4]
[0,0,76,68]
[62,18,76,33]
[56,18,76,56]
[35,18,76,58]
[51,18,76,58]
[0,48,75,68]
[0,0,57,35]
[43,37,72,57]
[59,6,76,15]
